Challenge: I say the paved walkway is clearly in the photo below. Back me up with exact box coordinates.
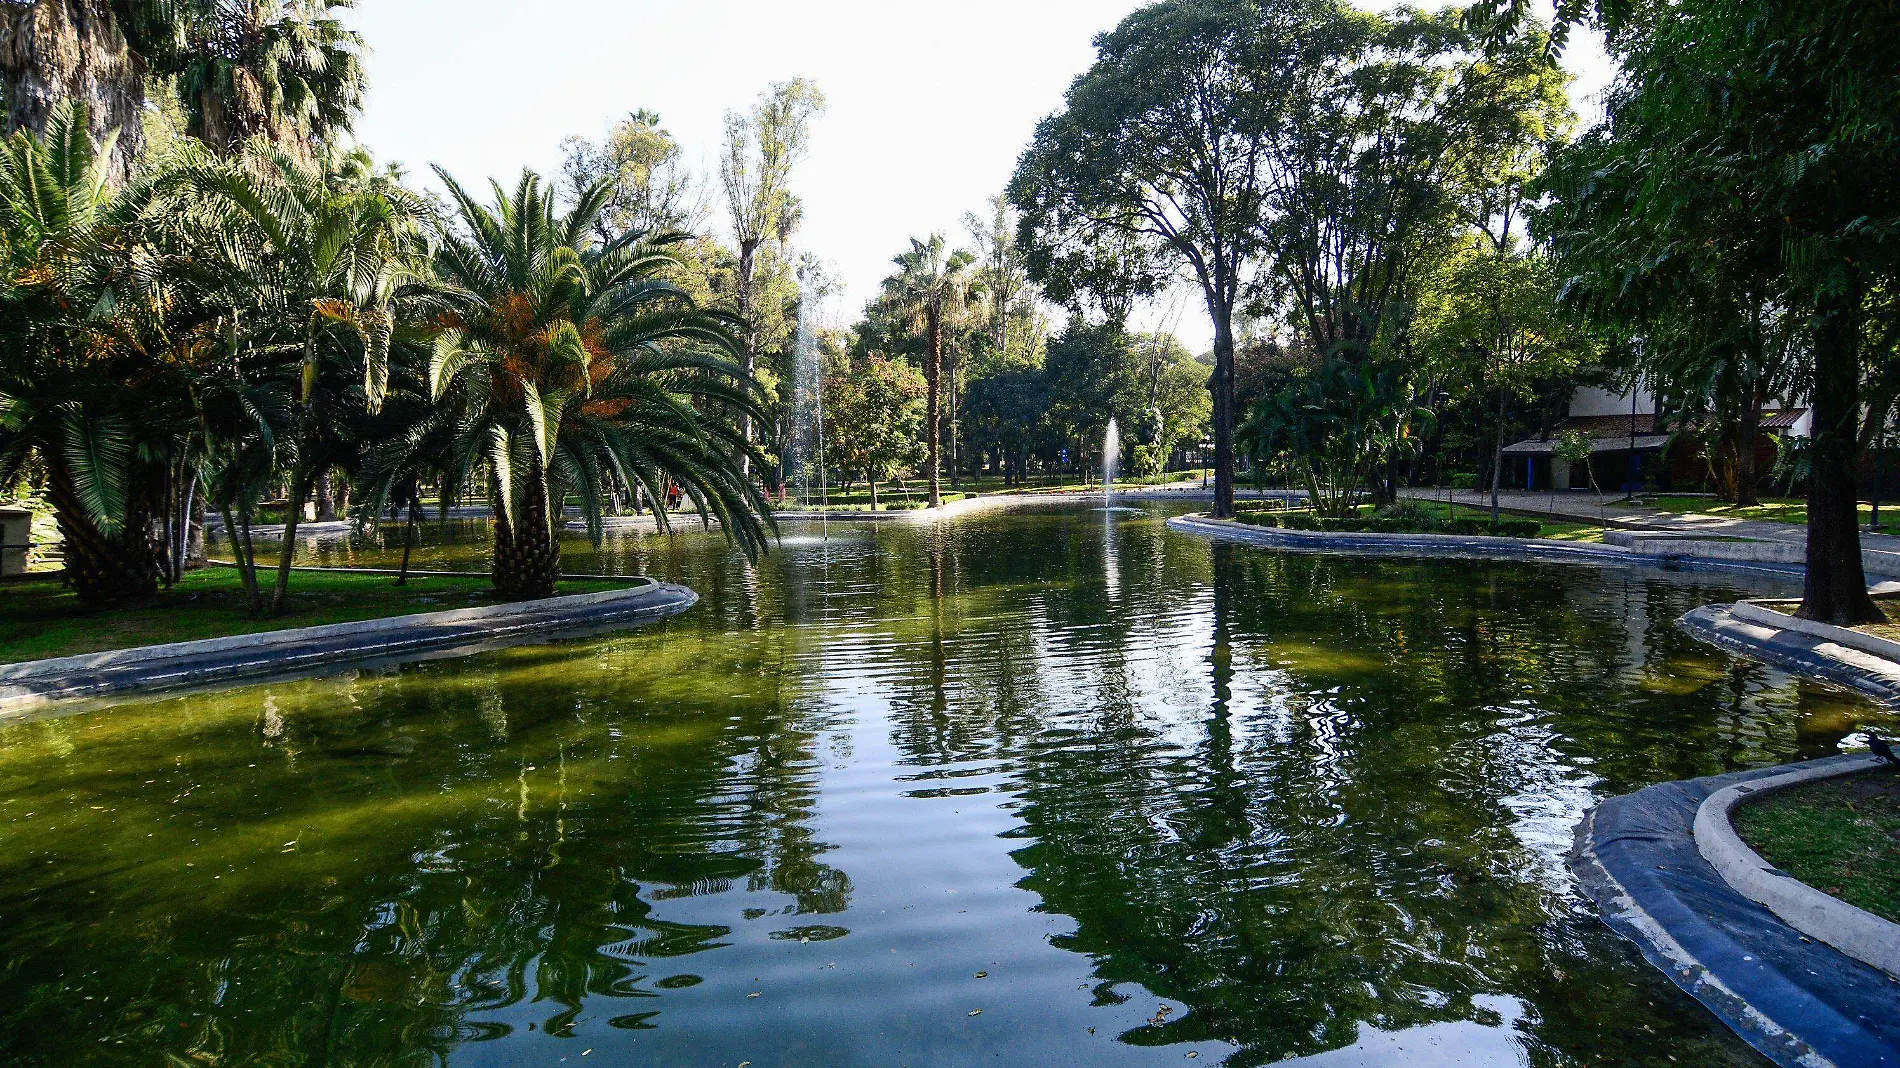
[1402,488,1900,553]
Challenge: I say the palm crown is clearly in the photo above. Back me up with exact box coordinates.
[415,168,772,598]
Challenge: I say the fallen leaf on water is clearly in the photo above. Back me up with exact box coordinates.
[974,971,988,979]
[968,1009,982,1017]
[747,992,760,998]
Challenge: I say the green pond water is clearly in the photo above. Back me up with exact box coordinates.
[2,503,1890,1067]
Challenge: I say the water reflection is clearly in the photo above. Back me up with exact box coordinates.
[0,505,1886,1066]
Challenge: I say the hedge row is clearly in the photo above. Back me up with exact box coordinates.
[1236,512,1543,538]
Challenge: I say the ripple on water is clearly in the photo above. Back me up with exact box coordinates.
[0,503,1884,1066]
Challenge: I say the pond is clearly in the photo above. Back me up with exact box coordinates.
[1,503,1889,1066]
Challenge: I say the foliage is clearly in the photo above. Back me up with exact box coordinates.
[877,233,981,507]
[1534,0,1900,622]
[174,0,366,154]
[822,352,925,506]
[414,168,772,599]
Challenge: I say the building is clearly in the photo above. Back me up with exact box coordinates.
[1500,383,1810,493]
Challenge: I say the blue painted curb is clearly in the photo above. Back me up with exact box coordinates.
[1573,758,1900,1067]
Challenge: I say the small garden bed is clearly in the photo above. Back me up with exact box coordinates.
[1733,769,1900,924]
[1233,501,1605,541]
[0,567,637,665]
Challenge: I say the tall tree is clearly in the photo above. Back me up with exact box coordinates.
[0,1,175,182]
[560,109,709,242]
[1013,0,1344,519]
[1531,0,1900,623]
[0,103,181,602]
[173,0,365,156]
[720,78,823,477]
[878,234,979,508]
[426,169,772,599]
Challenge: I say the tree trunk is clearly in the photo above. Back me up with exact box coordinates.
[45,453,160,605]
[315,473,338,522]
[734,238,759,479]
[492,461,560,600]
[869,478,879,511]
[0,0,146,183]
[1207,305,1237,519]
[1798,288,1881,624]
[925,306,943,508]
[948,346,961,488]
[1734,401,1762,508]
[395,497,419,586]
[269,473,311,617]
[1490,381,1507,525]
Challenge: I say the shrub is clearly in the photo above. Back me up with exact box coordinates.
[1449,473,1478,490]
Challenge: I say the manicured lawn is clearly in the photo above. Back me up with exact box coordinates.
[0,566,636,665]
[1395,499,1610,542]
[1634,494,1900,534]
[780,469,1209,512]
[1236,501,1610,541]
[1734,769,1900,924]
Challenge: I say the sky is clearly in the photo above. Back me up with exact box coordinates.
[347,0,1613,350]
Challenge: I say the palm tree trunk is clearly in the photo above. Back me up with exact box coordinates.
[926,306,944,508]
[395,495,420,586]
[734,237,759,479]
[45,453,160,605]
[269,473,311,616]
[315,472,337,522]
[492,461,560,600]
[0,1,147,183]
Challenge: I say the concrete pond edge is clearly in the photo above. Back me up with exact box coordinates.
[1165,511,1900,1065]
[1162,513,1806,579]
[0,578,698,719]
[1694,755,1900,979]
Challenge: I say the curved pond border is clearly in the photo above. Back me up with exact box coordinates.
[0,578,698,719]
[1577,605,1900,1067]
[1163,513,1804,578]
[1694,756,1900,978]
[1167,511,1900,1065]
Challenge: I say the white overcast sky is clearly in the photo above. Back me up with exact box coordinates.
[347,1,1611,351]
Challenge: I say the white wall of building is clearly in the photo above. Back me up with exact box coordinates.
[1570,382,1654,418]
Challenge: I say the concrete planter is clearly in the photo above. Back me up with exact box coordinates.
[1694,755,1900,980]
[0,579,698,717]
[1730,599,1900,663]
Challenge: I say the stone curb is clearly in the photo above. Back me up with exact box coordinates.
[0,580,696,718]
[1572,756,1900,1068]
[1163,514,1805,578]
[1695,756,1900,979]
[1732,600,1900,664]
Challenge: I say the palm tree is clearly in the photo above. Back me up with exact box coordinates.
[0,2,176,183]
[178,140,434,614]
[174,0,365,155]
[0,103,199,603]
[878,235,979,508]
[423,168,772,601]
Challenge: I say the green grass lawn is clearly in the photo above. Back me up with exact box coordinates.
[1236,500,1610,542]
[780,469,1209,511]
[1632,494,1900,534]
[0,566,637,665]
[1399,499,1610,542]
[1734,769,1900,924]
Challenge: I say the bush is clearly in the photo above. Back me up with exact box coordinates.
[1230,505,1544,539]
[1449,473,1478,490]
